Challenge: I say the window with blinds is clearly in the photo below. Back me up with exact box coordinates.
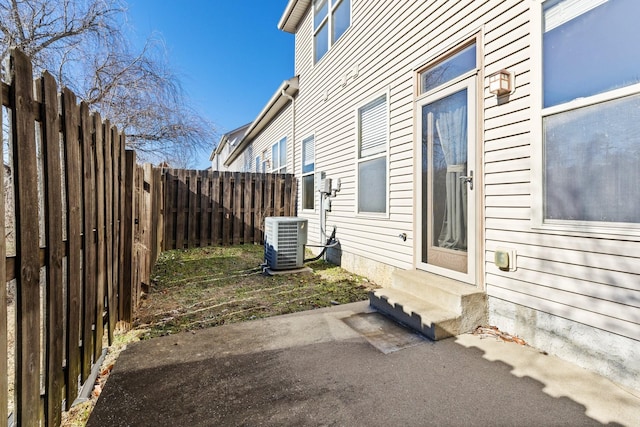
[357,94,388,214]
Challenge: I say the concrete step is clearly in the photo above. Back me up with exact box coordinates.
[391,269,483,314]
[369,288,460,341]
[369,270,487,341]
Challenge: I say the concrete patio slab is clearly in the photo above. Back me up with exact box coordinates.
[88,301,640,426]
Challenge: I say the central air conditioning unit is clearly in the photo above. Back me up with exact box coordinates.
[264,216,308,270]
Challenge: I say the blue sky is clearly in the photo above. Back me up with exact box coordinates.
[126,1,294,168]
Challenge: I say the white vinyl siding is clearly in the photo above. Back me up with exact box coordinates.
[285,0,640,380]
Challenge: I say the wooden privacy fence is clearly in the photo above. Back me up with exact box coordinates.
[162,170,297,250]
[0,49,161,427]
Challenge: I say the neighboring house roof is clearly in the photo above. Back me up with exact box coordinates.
[224,76,299,167]
[278,0,310,33]
[209,123,251,162]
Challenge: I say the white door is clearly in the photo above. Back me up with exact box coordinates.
[417,75,476,284]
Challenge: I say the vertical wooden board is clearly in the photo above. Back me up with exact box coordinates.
[163,172,175,250]
[103,123,115,344]
[243,173,253,244]
[93,112,106,363]
[233,172,242,245]
[290,176,298,217]
[211,172,221,246]
[253,174,263,244]
[199,171,210,247]
[142,164,153,284]
[222,172,232,245]
[188,169,198,248]
[284,174,294,216]
[150,166,158,262]
[175,170,187,249]
[9,49,42,426]
[39,72,64,426]
[62,87,83,408]
[0,50,8,427]
[121,151,135,323]
[80,102,97,373]
[274,175,283,217]
[117,138,126,323]
[109,134,121,330]
[265,174,274,218]
[154,167,163,256]
[136,166,145,306]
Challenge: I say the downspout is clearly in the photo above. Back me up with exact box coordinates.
[281,89,296,171]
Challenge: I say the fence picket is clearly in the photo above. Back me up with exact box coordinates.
[62,87,83,408]
[80,101,97,380]
[39,72,64,427]
[93,112,106,364]
[0,48,6,427]
[10,48,43,426]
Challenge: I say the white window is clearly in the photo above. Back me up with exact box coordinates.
[255,155,261,173]
[301,135,315,210]
[541,0,640,226]
[357,94,388,214]
[313,0,351,63]
[271,137,287,173]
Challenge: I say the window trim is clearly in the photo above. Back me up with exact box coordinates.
[312,0,351,64]
[355,90,390,217]
[301,134,316,212]
[531,0,640,237]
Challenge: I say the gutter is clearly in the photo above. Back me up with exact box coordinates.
[224,76,299,167]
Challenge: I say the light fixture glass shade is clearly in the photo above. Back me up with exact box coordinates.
[489,70,512,96]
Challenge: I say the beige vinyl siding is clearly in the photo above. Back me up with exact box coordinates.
[480,0,640,343]
[282,0,640,343]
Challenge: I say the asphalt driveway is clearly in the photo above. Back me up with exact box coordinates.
[87,301,640,426]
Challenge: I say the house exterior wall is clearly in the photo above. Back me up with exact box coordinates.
[279,0,640,390]
[246,104,294,175]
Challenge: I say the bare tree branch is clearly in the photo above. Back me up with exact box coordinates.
[0,0,216,166]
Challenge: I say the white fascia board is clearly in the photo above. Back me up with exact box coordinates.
[278,0,311,33]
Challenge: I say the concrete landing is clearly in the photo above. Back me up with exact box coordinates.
[370,269,486,340]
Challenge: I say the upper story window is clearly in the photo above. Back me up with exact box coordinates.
[314,0,351,63]
[541,0,640,226]
[271,137,287,173]
[301,135,315,210]
[357,94,388,214]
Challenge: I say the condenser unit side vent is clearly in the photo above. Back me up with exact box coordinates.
[264,217,308,270]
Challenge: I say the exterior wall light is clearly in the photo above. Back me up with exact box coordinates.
[489,69,512,96]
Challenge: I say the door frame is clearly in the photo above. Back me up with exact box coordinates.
[416,75,478,284]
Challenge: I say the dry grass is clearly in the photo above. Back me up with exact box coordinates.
[135,245,379,338]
